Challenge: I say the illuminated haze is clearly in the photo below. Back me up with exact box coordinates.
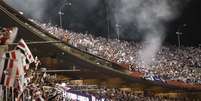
[4,0,100,22]
[114,0,182,67]
[4,0,47,20]
[4,0,186,67]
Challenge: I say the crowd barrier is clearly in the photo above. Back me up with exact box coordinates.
[166,80,201,90]
[117,63,201,90]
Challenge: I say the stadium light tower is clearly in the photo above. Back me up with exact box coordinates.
[58,0,72,29]
[115,23,120,40]
[176,31,183,49]
[176,24,186,49]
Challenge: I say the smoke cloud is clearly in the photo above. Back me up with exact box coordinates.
[113,0,183,67]
[4,0,47,20]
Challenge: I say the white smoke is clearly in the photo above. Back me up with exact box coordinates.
[4,0,47,20]
[136,0,175,66]
[114,0,182,67]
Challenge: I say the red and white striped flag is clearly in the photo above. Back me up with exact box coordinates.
[15,39,34,70]
[0,50,23,88]
[15,60,26,93]
[0,51,8,82]
[14,39,35,98]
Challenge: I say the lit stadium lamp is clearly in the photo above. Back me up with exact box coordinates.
[58,10,64,29]
[18,11,24,15]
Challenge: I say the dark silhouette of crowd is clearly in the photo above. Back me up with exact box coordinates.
[43,86,199,101]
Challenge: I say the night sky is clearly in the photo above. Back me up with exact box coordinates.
[6,0,201,46]
[45,0,200,46]
[166,0,201,46]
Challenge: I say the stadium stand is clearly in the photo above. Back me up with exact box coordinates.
[0,0,201,100]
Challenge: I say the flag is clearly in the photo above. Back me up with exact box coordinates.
[5,50,24,88]
[144,75,163,81]
[0,45,8,57]
[0,52,8,82]
[0,85,3,100]
[15,63,26,93]
[34,56,41,70]
[144,76,154,81]
[14,51,28,98]
[0,50,23,87]
[15,39,34,66]
[14,39,34,98]
[153,75,162,81]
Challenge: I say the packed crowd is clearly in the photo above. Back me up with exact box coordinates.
[31,20,201,84]
[33,80,198,101]
[25,70,188,101]
[91,88,196,101]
